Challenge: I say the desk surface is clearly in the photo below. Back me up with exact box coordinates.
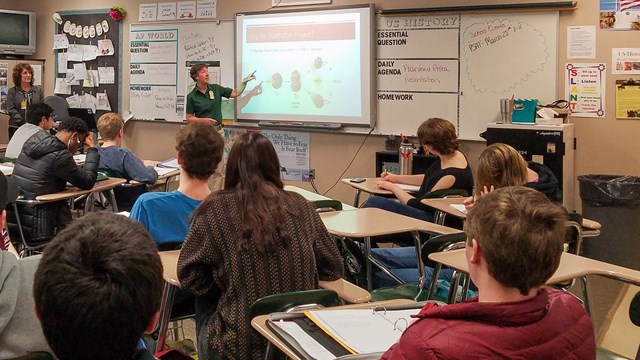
[319,208,460,237]
[251,299,414,360]
[158,249,371,303]
[36,177,126,202]
[341,178,392,196]
[1,163,13,176]
[284,185,356,210]
[0,143,7,152]
[429,249,640,286]
[422,197,601,233]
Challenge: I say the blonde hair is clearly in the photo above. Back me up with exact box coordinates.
[475,143,528,195]
[97,113,124,140]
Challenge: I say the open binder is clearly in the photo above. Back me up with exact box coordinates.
[265,303,424,360]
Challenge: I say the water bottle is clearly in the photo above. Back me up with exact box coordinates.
[399,142,413,175]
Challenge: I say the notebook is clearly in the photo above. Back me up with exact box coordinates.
[157,158,179,169]
[304,308,419,354]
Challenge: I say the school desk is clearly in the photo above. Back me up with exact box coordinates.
[251,299,415,360]
[156,250,372,353]
[428,249,640,314]
[35,177,126,212]
[284,185,356,210]
[319,208,461,290]
[422,197,602,237]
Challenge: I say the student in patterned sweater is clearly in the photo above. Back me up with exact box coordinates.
[178,132,344,359]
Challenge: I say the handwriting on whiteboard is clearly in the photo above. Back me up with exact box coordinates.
[462,19,548,94]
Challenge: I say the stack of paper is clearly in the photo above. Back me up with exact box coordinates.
[157,158,179,168]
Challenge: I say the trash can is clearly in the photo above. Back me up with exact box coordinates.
[578,175,640,271]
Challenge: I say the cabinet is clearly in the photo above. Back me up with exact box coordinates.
[375,151,437,177]
[481,123,575,211]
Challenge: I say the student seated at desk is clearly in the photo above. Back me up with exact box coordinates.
[8,117,98,245]
[33,213,163,360]
[371,142,558,289]
[129,122,223,246]
[464,143,561,209]
[0,172,52,358]
[363,118,473,222]
[382,187,595,360]
[5,103,55,159]
[177,132,343,359]
[96,112,158,184]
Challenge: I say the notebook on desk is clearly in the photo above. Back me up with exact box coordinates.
[265,305,422,359]
[157,158,179,169]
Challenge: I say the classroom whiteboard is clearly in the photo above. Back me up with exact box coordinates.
[128,21,234,120]
[376,12,558,140]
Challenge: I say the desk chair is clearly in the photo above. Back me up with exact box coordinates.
[7,200,52,257]
[44,95,70,122]
[597,291,640,360]
[424,189,468,229]
[371,232,467,302]
[250,289,341,360]
[112,182,147,212]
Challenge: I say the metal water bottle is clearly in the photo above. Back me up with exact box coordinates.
[399,142,413,175]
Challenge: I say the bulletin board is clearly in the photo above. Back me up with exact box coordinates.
[128,20,234,120]
[54,9,122,117]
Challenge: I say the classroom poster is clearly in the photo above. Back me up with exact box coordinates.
[565,63,606,118]
[615,80,640,119]
[261,130,311,182]
[612,48,640,74]
[600,0,640,30]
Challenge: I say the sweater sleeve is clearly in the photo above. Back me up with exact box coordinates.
[177,208,217,296]
[6,87,21,122]
[122,151,158,184]
[54,148,98,190]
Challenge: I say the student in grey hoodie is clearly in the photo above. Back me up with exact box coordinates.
[0,172,52,358]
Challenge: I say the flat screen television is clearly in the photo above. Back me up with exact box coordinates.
[0,9,36,56]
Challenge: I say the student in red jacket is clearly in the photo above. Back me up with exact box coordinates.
[383,186,595,360]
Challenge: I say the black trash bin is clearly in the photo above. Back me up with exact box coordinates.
[578,175,640,270]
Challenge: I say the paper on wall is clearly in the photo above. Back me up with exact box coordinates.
[67,44,84,62]
[54,78,71,94]
[83,70,99,88]
[97,39,114,56]
[97,67,115,84]
[82,45,99,61]
[31,65,42,86]
[65,72,80,85]
[66,94,81,108]
[96,92,111,111]
[58,52,68,74]
[53,34,70,50]
[73,63,87,80]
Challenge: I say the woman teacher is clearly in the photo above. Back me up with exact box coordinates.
[6,63,44,139]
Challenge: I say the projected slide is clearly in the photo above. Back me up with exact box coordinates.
[236,5,374,126]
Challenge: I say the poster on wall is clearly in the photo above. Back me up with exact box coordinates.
[600,0,640,30]
[261,130,311,182]
[615,80,640,119]
[612,48,640,74]
[565,63,606,118]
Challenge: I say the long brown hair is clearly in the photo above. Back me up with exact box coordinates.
[12,63,34,87]
[223,132,292,252]
[474,143,528,195]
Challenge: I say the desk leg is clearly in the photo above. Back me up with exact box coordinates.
[413,231,426,289]
[427,263,442,300]
[106,189,118,212]
[155,282,177,353]
[353,189,361,208]
[433,210,446,226]
[364,236,373,290]
[580,276,592,317]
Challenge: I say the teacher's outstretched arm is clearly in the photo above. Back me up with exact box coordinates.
[230,70,256,98]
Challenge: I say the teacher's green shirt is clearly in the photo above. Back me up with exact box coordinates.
[185,83,232,125]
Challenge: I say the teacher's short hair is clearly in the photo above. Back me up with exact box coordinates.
[189,63,208,81]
